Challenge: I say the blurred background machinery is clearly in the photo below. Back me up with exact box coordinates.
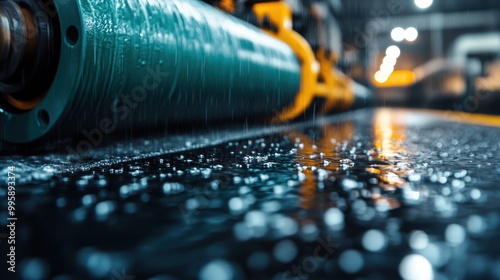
[337,0,500,113]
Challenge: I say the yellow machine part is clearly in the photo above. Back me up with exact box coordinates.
[217,0,235,13]
[252,1,354,122]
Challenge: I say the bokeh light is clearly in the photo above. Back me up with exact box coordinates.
[405,27,419,42]
[386,45,401,58]
[414,0,433,9]
[391,27,406,42]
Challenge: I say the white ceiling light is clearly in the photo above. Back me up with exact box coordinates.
[414,0,433,9]
[380,63,394,75]
[405,27,419,42]
[391,27,406,42]
[382,56,397,66]
[386,45,401,59]
[374,71,389,83]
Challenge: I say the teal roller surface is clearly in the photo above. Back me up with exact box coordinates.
[0,0,301,143]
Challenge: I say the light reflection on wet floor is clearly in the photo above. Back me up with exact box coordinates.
[2,108,500,280]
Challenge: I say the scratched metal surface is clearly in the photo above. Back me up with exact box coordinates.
[2,108,500,280]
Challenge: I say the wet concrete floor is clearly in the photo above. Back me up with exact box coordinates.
[2,108,500,280]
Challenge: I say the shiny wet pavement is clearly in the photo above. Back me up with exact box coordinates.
[2,108,500,280]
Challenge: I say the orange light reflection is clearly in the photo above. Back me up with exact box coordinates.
[288,122,355,210]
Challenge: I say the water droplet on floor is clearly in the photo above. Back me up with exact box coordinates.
[20,258,49,280]
[228,197,245,213]
[399,254,433,280]
[362,229,387,252]
[409,230,429,250]
[445,224,466,246]
[339,250,364,274]
[324,208,344,230]
[341,178,358,190]
[273,239,297,263]
[162,182,184,195]
[199,259,233,280]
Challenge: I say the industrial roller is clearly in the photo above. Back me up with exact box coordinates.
[0,0,369,144]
